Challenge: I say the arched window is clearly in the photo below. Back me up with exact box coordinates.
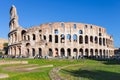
[79,30,83,34]
[95,37,98,44]
[90,36,93,43]
[67,34,71,41]
[79,35,83,44]
[61,23,65,28]
[55,35,58,43]
[103,38,105,46]
[28,35,30,41]
[85,35,88,44]
[54,29,59,34]
[61,34,65,43]
[49,48,53,56]
[99,38,102,45]
[33,34,36,40]
[61,48,65,57]
[44,35,46,40]
[32,48,35,57]
[73,24,77,29]
[67,48,71,56]
[73,34,77,42]
[49,35,52,42]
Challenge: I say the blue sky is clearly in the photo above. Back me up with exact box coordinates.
[0,0,120,47]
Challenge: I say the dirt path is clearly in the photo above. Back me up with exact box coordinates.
[0,73,9,79]
[49,64,80,80]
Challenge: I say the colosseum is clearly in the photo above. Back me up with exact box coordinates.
[8,5,114,58]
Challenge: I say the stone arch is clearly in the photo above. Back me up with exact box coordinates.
[61,34,65,43]
[32,48,35,57]
[73,48,78,57]
[66,34,71,41]
[79,30,83,34]
[103,38,105,46]
[99,38,102,45]
[21,30,26,40]
[95,36,98,44]
[103,49,105,58]
[55,35,58,43]
[39,48,42,57]
[79,48,83,56]
[85,49,89,57]
[79,35,83,44]
[90,49,93,57]
[48,48,53,57]
[95,49,98,57]
[26,43,30,47]
[32,34,36,40]
[99,49,102,58]
[85,35,88,44]
[61,48,65,57]
[43,35,46,40]
[27,48,30,57]
[49,35,52,42]
[73,34,77,42]
[27,35,30,41]
[90,36,93,43]
[55,48,58,57]
[67,48,71,57]
[54,29,59,34]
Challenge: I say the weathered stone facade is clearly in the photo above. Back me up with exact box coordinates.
[8,5,114,58]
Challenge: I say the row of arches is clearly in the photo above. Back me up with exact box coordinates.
[26,48,113,58]
[24,34,113,47]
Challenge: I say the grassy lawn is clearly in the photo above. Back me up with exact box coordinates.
[59,59,120,80]
[0,59,120,80]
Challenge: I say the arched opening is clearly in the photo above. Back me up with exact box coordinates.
[61,34,65,43]
[73,34,77,42]
[85,49,89,57]
[67,48,71,57]
[49,35,52,42]
[90,49,93,57]
[54,29,59,34]
[32,34,36,40]
[79,35,83,44]
[39,48,42,57]
[103,38,105,46]
[103,50,105,58]
[49,48,53,57]
[67,34,71,42]
[15,33,17,41]
[73,48,77,57]
[95,49,98,58]
[27,49,29,57]
[55,48,58,57]
[99,38,102,45]
[43,35,46,40]
[27,35,30,41]
[32,48,35,57]
[79,30,83,34]
[21,30,26,40]
[99,49,102,58]
[55,35,58,43]
[85,35,88,44]
[26,43,30,47]
[90,36,93,43]
[18,48,21,56]
[61,48,65,57]
[40,34,42,40]
[79,48,83,57]
[95,37,98,44]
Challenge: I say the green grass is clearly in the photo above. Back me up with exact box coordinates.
[59,59,120,80]
[0,59,120,80]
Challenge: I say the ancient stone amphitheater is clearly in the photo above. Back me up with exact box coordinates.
[8,5,114,58]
